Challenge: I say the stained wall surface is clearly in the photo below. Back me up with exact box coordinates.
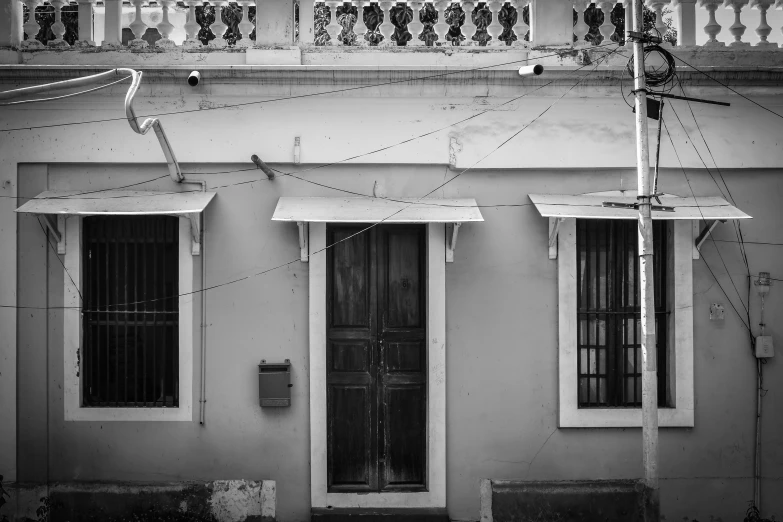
[5,83,783,522]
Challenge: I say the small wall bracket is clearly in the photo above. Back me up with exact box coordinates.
[188,213,201,256]
[297,221,309,262]
[692,219,725,260]
[549,217,563,260]
[42,214,66,254]
[446,222,462,263]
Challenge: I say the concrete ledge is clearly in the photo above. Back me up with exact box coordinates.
[311,507,449,522]
[481,479,653,522]
[3,480,275,522]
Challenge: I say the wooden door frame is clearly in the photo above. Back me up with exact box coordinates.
[309,222,446,509]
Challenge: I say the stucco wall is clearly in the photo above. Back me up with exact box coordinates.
[13,161,783,522]
[2,72,782,521]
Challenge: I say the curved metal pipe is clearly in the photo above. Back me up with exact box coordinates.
[0,69,117,101]
[0,68,183,183]
[118,68,183,183]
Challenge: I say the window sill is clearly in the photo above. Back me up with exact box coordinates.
[65,405,193,422]
[558,406,694,428]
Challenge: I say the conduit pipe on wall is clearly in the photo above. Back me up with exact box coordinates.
[180,178,209,425]
[0,68,184,184]
[119,68,183,183]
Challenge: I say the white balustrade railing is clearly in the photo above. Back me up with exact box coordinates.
[7,0,783,50]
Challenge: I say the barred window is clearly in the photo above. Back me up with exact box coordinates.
[577,219,668,408]
[82,216,179,407]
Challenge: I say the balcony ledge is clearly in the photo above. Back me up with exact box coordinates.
[5,44,783,70]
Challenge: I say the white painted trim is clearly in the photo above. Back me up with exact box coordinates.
[63,216,194,422]
[557,219,694,428]
[309,223,447,509]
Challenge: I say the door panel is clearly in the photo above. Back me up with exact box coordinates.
[378,226,427,492]
[331,228,370,328]
[329,385,372,487]
[383,385,427,487]
[327,224,426,493]
[385,230,423,329]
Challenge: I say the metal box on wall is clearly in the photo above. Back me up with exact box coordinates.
[258,359,291,407]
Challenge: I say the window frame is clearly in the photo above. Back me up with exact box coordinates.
[63,215,194,422]
[557,218,694,428]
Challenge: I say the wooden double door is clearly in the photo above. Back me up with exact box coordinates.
[326,224,427,493]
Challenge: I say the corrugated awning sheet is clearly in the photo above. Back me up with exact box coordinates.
[528,194,751,220]
[15,190,216,215]
[272,197,484,223]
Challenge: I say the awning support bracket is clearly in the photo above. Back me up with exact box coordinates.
[297,222,309,262]
[549,217,563,259]
[693,219,726,259]
[188,213,201,256]
[446,222,462,263]
[42,214,66,254]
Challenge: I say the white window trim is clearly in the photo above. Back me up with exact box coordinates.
[557,218,694,428]
[63,216,194,422]
[308,222,446,509]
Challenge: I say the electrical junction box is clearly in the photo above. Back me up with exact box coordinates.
[755,336,774,358]
[258,359,291,407]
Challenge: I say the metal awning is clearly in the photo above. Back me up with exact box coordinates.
[527,194,751,220]
[15,190,216,255]
[15,190,215,216]
[272,196,484,223]
[272,196,484,263]
[528,193,751,260]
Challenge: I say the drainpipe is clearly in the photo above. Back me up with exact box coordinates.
[181,179,208,425]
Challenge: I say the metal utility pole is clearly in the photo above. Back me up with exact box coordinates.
[630,0,659,519]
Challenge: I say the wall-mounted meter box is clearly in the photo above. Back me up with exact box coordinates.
[258,359,291,407]
[755,336,774,358]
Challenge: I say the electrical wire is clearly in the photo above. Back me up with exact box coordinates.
[3,58,621,207]
[672,54,783,122]
[661,117,751,332]
[0,44,621,134]
[626,44,676,89]
[666,103,749,316]
[2,48,623,312]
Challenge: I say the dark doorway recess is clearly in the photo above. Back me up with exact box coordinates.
[326,224,427,493]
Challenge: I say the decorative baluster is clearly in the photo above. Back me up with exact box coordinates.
[20,0,44,49]
[75,0,96,46]
[485,0,504,46]
[723,0,750,46]
[46,0,70,47]
[573,0,590,46]
[103,0,123,48]
[155,0,177,47]
[671,0,697,46]
[353,0,369,45]
[510,0,529,47]
[408,0,425,45]
[699,0,724,44]
[324,0,343,45]
[645,0,671,44]
[461,0,477,45]
[378,0,396,45]
[128,0,148,48]
[209,0,229,47]
[433,0,451,45]
[749,0,774,45]
[777,0,783,46]
[597,1,617,44]
[183,0,202,48]
[236,0,257,47]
